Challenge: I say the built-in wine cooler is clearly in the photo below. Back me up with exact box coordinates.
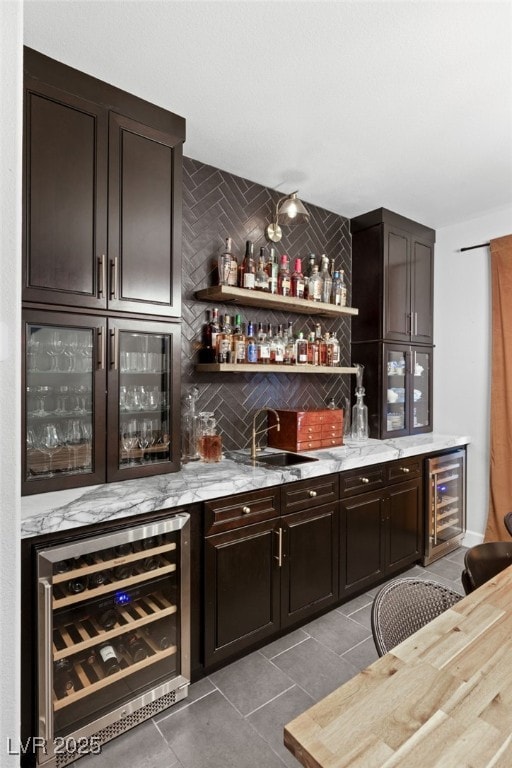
[35,514,190,767]
[423,449,466,565]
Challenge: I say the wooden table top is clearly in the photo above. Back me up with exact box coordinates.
[284,567,512,768]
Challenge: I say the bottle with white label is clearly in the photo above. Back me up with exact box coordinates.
[241,241,256,290]
[98,642,121,676]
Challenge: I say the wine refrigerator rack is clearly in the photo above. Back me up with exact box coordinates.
[36,513,190,768]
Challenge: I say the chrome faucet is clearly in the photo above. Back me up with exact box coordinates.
[251,407,281,460]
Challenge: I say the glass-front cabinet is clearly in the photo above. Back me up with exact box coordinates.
[383,343,432,438]
[23,311,181,495]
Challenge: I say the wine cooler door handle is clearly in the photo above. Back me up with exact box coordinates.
[38,577,55,753]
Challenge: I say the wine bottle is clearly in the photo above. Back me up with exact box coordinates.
[277,254,291,296]
[144,620,172,650]
[241,241,256,289]
[93,605,118,631]
[53,658,75,697]
[291,258,305,299]
[97,642,121,675]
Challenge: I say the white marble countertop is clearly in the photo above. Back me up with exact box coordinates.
[20,433,470,538]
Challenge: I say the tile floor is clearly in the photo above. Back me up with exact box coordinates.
[78,548,466,768]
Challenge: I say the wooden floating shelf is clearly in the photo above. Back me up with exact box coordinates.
[196,363,358,375]
[195,285,358,318]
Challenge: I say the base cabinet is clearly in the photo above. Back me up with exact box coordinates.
[203,476,339,668]
[340,461,423,598]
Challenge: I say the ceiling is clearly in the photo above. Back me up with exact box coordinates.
[24,0,512,229]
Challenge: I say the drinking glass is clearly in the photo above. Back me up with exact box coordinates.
[121,419,138,466]
[65,419,83,470]
[39,423,62,475]
[81,421,93,471]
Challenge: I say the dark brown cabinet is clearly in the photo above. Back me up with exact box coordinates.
[350,208,435,439]
[23,310,181,495]
[203,477,339,668]
[339,460,423,597]
[23,49,184,317]
[350,208,435,346]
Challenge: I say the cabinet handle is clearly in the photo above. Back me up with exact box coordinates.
[242,506,251,514]
[274,528,283,567]
[98,254,106,298]
[39,578,54,749]
[97,327,105,370]
[400,466,410,474]
[109,257,118,299]
[414,312,418,337]
[360,477,370,484]
[109,329,118,370]
[308,490,317,498]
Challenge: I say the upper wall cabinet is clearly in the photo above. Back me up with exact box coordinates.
[23,48,185,318]
[350,208,435,346]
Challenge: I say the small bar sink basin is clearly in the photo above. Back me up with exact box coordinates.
[255,452,318,467]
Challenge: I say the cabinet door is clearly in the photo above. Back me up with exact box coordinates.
[108,113,182,317]
[410,236,434,344]
[409,347,432,434]
[383,226,411,342]
[23,78,108,309]
[22,310,106,495]
[106,318,181,481]
[383,344,410,437]
[204,520,281,667]
[386,479,423,572]
[281,503,339,628]
[339,490,386,597]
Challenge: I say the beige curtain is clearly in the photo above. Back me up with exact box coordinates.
[485,234,512,541]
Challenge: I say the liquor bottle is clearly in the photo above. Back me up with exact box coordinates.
[266,247,278,294]
[241,240,256,289]
[331,271,344,306]
[273,325,285,363]
[296,332,308,364]
[277,254,291,296]
[199,310,215,364]
[97,642,121,676]
[217,237,233,286]
[339,269,347,307]
[267,325,276,363]
[329,331,341,367]
[255,249,268,291]
[283,321,296,365]
[256,323,270,364]
[245,322,258,363]
[307,331,319,365]
[144,620,172,650]
[308,265,323,302]
[232,314,246,364]
[320,255,332,304]
[54,659,75,697]
[217,315,233,363]
[291,258,305,299]
[303,253,316,299]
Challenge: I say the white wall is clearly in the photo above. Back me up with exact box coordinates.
[0,0,22,763]
[434,205,512,545]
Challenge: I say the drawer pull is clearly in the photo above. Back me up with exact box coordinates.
[242,506,251,514]
[400,467,410,474]
[360,477,370,484]
[308,490,317,498]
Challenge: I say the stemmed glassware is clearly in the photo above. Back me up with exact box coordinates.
[39,423,62,475]
[65,419,83,470]
[121,419,138,466]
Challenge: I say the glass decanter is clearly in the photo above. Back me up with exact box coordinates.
[181,386,200,461]
[351,364,369,441]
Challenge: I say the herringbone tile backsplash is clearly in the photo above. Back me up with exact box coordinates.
[182,156,354,452]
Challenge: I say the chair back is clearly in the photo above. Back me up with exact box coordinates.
[504,512,512,537]
[463,541,512,593]
[371,577,462,656]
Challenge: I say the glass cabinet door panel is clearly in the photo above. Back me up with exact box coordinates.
[25,321,100,485]
[412,349,431,430]
[109,320,180,480]
[385,348,407,433]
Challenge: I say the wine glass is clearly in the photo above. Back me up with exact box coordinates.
[46,330,65,372]
[39,423,62,475]
[81,421,93,471]
[65,419,83,470]
[121,419,138,466]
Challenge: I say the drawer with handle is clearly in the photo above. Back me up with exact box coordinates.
[204,486,280,535]
[386,457,422,483]
[339,465,385,497]
[281,474,339,514]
